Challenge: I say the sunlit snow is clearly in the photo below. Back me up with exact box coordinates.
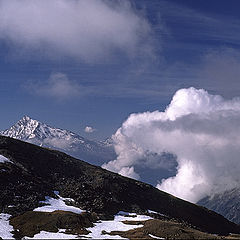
[25,229,80,239]
[82,212,152,239]
[33,193,153,239]
[0,213,14,239]
[149,234,165,239]
[28,209,152,239]
[148,209,167,217]
[33,191,84,214]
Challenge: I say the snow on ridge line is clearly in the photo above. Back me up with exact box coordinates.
[0,213,14,239]
[148,209,167,217]
[33,191,85,214]
[149,234,165,239]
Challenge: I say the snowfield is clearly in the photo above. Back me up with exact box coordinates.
[25,229,80,239]
[82,212,152,239]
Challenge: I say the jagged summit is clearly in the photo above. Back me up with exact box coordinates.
[1,115,41,140]
[21,115,31,121]
[1,115,76,141]
[0,116,116,165]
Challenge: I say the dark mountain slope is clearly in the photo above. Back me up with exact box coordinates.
[0,135,239,236]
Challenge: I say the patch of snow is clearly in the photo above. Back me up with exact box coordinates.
[33,192,84,214]
[118,211,136,216]
[148,210,158,214]
[82,212,152,239]
[148,210,167,217]
[149,234,165,239]
[0,155,12,164]
[25,229,80,239]
[0,213,14,239]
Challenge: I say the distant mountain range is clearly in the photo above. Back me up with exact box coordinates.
[0,135,239,239]
[0,115,116,166]
[198,188,240,224]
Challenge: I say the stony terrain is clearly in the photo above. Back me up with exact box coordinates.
[198,188,240,224]
[0,135,240,239]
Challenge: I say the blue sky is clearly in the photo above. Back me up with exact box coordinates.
[1,0,240,140]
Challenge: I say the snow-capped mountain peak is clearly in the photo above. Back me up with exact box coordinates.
[1,115,81,141]
[1,115,40,140]
[0,116,116,165]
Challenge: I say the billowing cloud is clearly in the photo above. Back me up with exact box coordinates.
[84,126,96,133]
[103,87,240,203]
[26,72,83,99]
[0,0,154,62]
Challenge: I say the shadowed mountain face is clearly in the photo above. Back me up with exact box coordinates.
[0,135,239,236]
[198,188,240,224]
[0,116,116,166]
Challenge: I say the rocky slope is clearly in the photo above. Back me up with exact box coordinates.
[0,116,116,165]
[0,135,240,239]
[198,188,240,224]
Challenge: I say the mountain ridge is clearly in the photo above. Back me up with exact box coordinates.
[198,188,240,224]
[0,116,116,165]
[0,135,239,238]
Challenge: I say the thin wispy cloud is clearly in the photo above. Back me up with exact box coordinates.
[26,73,84,99]
[158,1,240,46]
[197,48,240,97]
[0,0,154,62]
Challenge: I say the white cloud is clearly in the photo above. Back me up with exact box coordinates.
[119,166,140,180]
[0,0,154,62]
[27,72,83,99]
[84,126,96,133]
[43,137,72,150]
[103,87,240,203]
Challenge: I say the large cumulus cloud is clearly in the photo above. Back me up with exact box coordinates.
[103,87,240,202]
